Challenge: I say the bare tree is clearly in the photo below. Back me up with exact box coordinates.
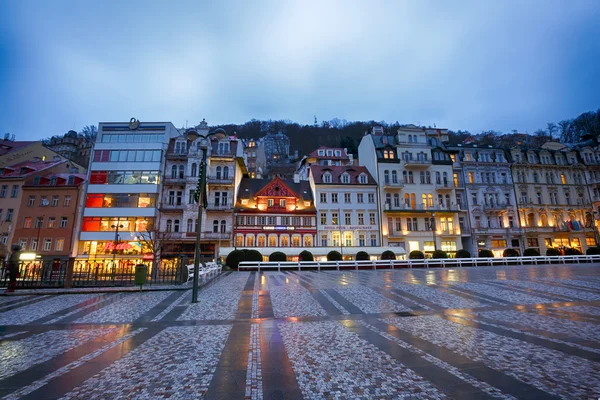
[80,125,98,140]
[136,227,172,279]
[546,122,558,138]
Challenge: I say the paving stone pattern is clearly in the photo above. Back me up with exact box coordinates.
[1,265,600,399]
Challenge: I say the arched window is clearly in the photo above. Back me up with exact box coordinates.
[385,193,391,205]
[187,219,193,232]
[171,165,177,179]
[442,172,448,185]
[213,220,219,233]
[425,171,431,184]
[527,213,535,227]
[304,235,312,247]
[434,152,439,160]
[392,170,398,184]
[178,165,184,179]
[223,166,229,179]
[540,214,548,226]
[427,194,433,207]
[257,235,266,247]
[408,171,414,183]
[220,220,226,233]
[166,219,172,232]
[393,193,400,207]
[216,166,222,179]
[173,219,180,232]
[404,193,410,206]
[269,235,277,247]
[281,235,289,247]
[431,138,438,146]
[435,172,441,184]
[408,135,413,143]
[410,193,416,210]
[402,171,408,182]
[191,163,197,177]
[384,170,390,184]
[246,235,255,247]
[422,194,427,208]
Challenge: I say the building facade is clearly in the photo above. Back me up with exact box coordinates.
[0,158,83,259]
[359,126,463,256]
[12,173,87,261]
[78,119,179,268]
[309,165,380,252]
[510,142,595,254]
[296,146,354,181]
[447,144,521,256]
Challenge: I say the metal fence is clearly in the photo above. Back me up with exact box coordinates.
[1,259,184,289]
[238,254,600,272]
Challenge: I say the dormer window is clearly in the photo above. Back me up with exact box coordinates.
[50,177,57,186]
[33,177,41,185]
[334,150,341,156]
[383,149,394,159]
[20,168,27,174]
[323,173,332,183]
[68,176,75,185]
[318,150,324,156]
[326,150,333,156]
[341,173,350,184]
[358,174,367,184]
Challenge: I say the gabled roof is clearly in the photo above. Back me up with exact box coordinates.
[307,146,350,160]
[0,159,67,178]
[254,176,299,198]
[236,177,315,209]
[310,165,377,185]
[0,140,37,156]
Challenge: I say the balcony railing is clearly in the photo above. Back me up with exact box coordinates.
[383,180,404,188]
[384,203,462,212]
[402,159,431,167]
[206,203,233,211]
[207,175,234,184]
[184,231,231,239]
[482,203,513,211]
[163,177,186,184]
[435,182,455,190]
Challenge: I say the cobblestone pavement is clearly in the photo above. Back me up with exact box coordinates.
[1,265,600,399]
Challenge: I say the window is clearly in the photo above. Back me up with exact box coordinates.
[332,212,339,225]
[369,213,376,225]
[166,219,173,232]
[468,172,474,184]
[280,236,289,247]
[6,209,13,222]
[368,193,375,203]
[269,235,277,247]
[43,239,52,251]
[27,196,35,206]
[64,196,71,206]
[0,185,7,197]
[560,173,567,184]
[19,239,27,250]
[30,239,37,251]
[55,239,64,251]
[370,235,377,246]
[358,174,367,184]
[52,196,59,207]
[267,198,274,207]
[268,216,276,225]
[220,220,226,233]
[176,191,183,206]
[191,163,197,177]
[60,216,68,228]
[173,219,180,232]
[280,199,286,207]
[48,217,56,228]
[323,173,332,183]
[344,212,351,225]
[341,174,350,184]
[11,185,18,198]
[320,212,327,225]
[23,217,32,228]
[357,193,364,203]
[331,193,338,203]
[344,193,351,203]
[320,193,327,203]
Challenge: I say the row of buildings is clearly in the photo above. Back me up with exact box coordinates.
[2,119,600,268]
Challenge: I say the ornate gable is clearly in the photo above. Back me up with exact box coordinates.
[255,176,298,199]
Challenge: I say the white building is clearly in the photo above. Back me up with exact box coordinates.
[359,125,463,256]
[78,119,180,267]
[308,165,380,252]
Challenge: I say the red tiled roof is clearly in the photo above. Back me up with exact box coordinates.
[309,165,377,185]
[0,159,67,178]
[307,146,350,160]
[0,141,37,156]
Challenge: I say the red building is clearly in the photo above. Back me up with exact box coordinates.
[230,176,316,254]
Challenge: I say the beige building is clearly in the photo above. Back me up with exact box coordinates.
[359,126,463,256]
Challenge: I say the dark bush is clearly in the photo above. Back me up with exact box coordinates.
[327,250,342,261]
[478,249,494,258]
[546,247,561,256]
[269,251,287,262]
[409,250,425,259]
[503,248,520,257]
[225,250,245,270]
[432,250,448,259]
[586,246,600,255]
[564,247,582,256]
[244,249,263,262]
[523,248,541,257]
[355,251,370,261]
[455,249,471,258]
[299,250,314,261]
[381,250,396,260]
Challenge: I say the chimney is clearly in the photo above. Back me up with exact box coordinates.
[293,173,300,183]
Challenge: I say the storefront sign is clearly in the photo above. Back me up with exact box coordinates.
[105,242,133,251]
[477,240,486,247]
[322,225,375,231]
[263,226,295,231]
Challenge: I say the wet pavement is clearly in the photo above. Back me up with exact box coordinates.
[1,265,599,399]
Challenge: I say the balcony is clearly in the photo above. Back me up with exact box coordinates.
[209,150,235,159]
[402,159,431,168]
[383,180,404,189]
[185,231,231,240]
[206,203,233,211]
[482,203,513,212]
[207,175,234,185]
[384,203,462,213]
[166,152,188,160]
[163,177,186,185]
[435,182,455,191]
[474,227,520,234]
[159,203,184,211]
[388,229,461,238]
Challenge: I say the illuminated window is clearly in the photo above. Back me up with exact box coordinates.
[268,199,274,207]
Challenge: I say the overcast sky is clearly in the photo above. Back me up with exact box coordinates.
[1,0,599,140]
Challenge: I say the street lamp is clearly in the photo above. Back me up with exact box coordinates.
[431,213,437,252]
[186,127,225,303]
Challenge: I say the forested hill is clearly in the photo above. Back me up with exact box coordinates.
[210,109,600,157]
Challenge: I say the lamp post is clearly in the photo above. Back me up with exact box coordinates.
[431,213,437,252]
[111,223,124,279]
[186,127,225,303]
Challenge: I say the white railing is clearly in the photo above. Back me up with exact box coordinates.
[238,255,600,272]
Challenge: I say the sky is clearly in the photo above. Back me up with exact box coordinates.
[1,0,599,140]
